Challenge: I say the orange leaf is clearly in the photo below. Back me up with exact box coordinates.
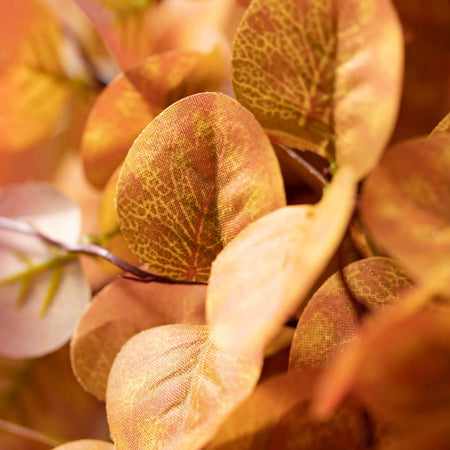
[116,92,286,282]
[71,278,206,400]
[106,324,263,449]
[82,49,225,188]
[54,440,114,450]
[361,134,450,282]
[232,0,403,179]
[289,257,412,371]
[0,346,109,450]
[0,183,90,358]
[207,167,356,356]
[0,0,70,153]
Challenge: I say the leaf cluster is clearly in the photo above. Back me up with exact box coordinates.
[0,0,449,448]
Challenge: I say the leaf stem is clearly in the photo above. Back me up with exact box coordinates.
[0,216,205,286]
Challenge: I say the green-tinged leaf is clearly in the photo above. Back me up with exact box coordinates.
[82,49,226,188]
[0,0,70,154]
[232,0,403,179]
[106,324,263,450]
[0,183,90,358]
[116,92,286,282]
[0,345,109,450]
[207,167,356,357]
[289,257,412,371]
[71,279,206,400]
[361,134,450,282]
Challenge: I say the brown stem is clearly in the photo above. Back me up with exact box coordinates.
[0,216,206,286]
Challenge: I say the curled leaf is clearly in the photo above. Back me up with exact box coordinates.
[82,49,225,188]
[71,279,206,400]
[289,257,412,371]
[0,183,90,358]
[207,167,356,356]
[116,92,286,282]
[361,134,450,281]
[106,324,263,450]
[232,0,403,179]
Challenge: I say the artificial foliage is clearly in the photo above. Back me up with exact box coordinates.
[0,0,449,449]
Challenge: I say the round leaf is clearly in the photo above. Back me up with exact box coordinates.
[116,92,286,282]
[232,0,403,179]
[106,324,262,450]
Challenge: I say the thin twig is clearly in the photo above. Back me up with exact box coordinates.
[0,216,205,286]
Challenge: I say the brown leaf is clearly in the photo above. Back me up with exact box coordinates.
[361,134,450,282]
[207,167,356,357]
[0,183,90,358]
[71,279,206,400]
[289,257,412,371]
[106,324,263,450]
[116,92,286,282]
[232,0,403,179]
